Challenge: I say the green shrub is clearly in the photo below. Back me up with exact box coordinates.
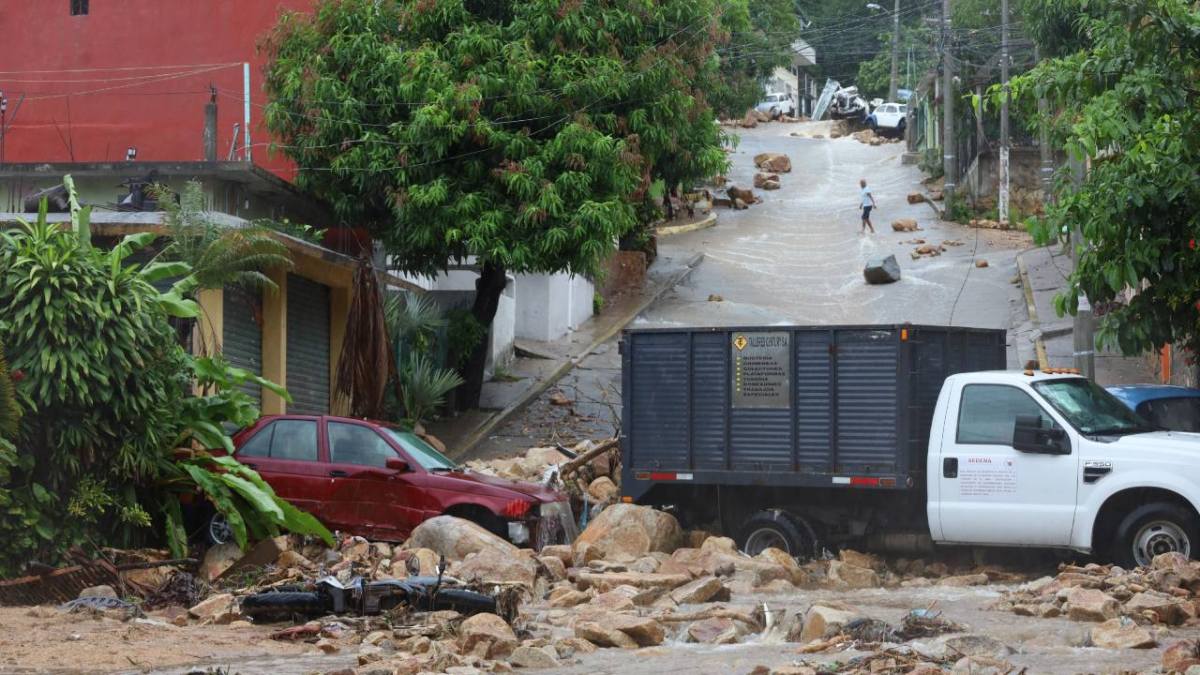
[398,354,464,427]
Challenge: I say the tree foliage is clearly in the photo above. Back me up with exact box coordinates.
[710,0,803,117]
[0,180,330,575]
[263,0,737,406]
[1009,0,1200,355]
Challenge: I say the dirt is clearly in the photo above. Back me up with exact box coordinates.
[0,605,346,674]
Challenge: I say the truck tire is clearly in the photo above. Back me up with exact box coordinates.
[1112,502,1199,568]
[737,510,816,558]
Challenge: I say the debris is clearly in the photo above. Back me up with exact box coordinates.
[863,255,901,285]
[797,604,861,643]
[548,390,572,406]
[727,186,759,205]
[459,612,517,659]
[891,219,921,232]
[753,153,792,173]
[754,173,782,190]
[975,259,990,268]
[907,193,926,204]
[1090,616,1156,649]
[78,585,117,600]
[573,503,683,565]
[687,617,740,644]
[510,644,561,668]
[740,110,758,128]
[187,592,240,624]
[198,543,243,583]
[587,476,619,503]
[707,294,724,302]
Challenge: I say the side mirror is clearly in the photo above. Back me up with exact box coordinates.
[385,457,409,473]
[1012,415,1070,455]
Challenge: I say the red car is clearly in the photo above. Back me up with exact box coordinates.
[204,415,575,548]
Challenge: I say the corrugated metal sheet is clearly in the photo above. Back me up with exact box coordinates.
[691,332,727,470]
[629,332,689,468]
[222,286,263,405]
[731,407,793,469]
[835,329,899,473]
[286,274,330,415]
[795,330,833,472]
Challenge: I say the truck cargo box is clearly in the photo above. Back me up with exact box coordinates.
[620,325,1006,499]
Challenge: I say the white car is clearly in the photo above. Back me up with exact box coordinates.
[868,102,907,135]
[755,92,795,118]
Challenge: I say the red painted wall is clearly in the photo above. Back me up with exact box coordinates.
[0,1,315,180]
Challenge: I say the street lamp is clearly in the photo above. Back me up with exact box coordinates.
[866,1,901,102]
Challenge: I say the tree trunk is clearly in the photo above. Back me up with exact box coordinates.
[456,261,506,410]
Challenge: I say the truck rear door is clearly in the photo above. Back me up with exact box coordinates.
[936,381,1078,545]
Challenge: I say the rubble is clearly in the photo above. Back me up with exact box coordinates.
[754,172,782,190]
[753,153,792,173]
[572,503,682,564]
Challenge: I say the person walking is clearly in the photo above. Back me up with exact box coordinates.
[859,178,877,234]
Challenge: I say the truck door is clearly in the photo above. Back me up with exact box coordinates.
[938,383,1078,545]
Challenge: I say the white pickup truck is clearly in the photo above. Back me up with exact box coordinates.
[622,325,1200,568]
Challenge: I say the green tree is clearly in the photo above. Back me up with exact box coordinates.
[263,0,732,407]
[710,0,804,117]
[1010,0,1200,355]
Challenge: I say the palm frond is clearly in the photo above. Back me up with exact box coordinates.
[0,342,21,440]
[334,260,396,419]
[399,353,463,426]
[385,291,446,344]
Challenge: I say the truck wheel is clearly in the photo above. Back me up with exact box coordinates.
[1112,502,1199,568]
[737,510,815,558]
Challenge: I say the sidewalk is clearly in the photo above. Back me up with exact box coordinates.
[427,249,705,458]
[1016,246,1155,384]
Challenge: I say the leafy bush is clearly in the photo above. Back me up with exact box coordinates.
[398,354,464,427]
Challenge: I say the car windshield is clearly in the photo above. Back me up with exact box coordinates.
[382,428,457,471]
[1139,396,1200,432]
[1033,379,1154,436]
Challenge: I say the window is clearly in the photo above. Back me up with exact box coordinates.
[1033,379,1150,436]
[329,422,397,467]
[957,385,1058,445]
[1138,397,1200,433]
[383,428,455,471]
[236,420,318,461]
[70,0,88,15]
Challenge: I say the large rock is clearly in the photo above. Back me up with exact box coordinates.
[605,614,666,646]
[187,593,240,624]
[539,544,573,568]
[1063,588,1120,622]
[753,153,792,173]
[838,550,883,571]
[573,504,682,565]
[670,576,725,604]
[798,604,861,643]
[757,548,806,585]
[726,187,757,206]
[863,255,901,285]
[404,515,518,561]
[943,635,1013,659]
[510,644,560,669]
[828,560,881,588]
[587,477,619,504]
[79,585,118,600]
[198,543,243,583]
[687,617,740,644]
[1090,617,1156,649]
[576,571,691,592]
[548,587,591,608]
[939,574,989,587]
[891,219,921,232]
[458,613,517,659]
[1163,640,1200,673]
[575,621,639,649]
[538,556,567,581]
[753,173,781,189]
[740,111,758,129]
[456,548,537,587]
[1126,591,1189,625]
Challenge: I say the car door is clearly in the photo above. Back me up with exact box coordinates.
[937,383,1079,545]
[234,418,328,519]
[324,420,425,541]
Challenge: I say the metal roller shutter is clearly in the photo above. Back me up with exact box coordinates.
[286,274,331,414]
[222,286,263,406]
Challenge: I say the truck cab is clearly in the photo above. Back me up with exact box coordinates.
[929,370,1200,567]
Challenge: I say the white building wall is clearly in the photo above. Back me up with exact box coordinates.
[514,272,594,341]
[567,274,594,330]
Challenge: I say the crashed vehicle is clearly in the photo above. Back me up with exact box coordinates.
[828,86,869,122]
[622,324,1200,568]
[867,102,908,136]
[200,415,575,548]
[755,92,795,119]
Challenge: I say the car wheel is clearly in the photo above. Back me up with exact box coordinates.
[737,509,816,558]
[207,512,233,546]
[1112,502,1199,568]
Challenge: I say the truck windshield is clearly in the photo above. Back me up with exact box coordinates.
[1033,379,1154,436]
[382,428,457,471]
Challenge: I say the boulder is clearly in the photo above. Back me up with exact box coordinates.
[573,504,682,565]
[762,178,781,190]
[404,515,518,561]
[733,198,748,210]
[669,576,725,605]
[753,153,792,173]
[187,593,239,624]
[907,192,926,204]
[276,550,316,571]
[198,543,243,582]
[590,587,637,612]
[1154,552,1191,571]
[943,635,1013,659]
[575,621,639,649]
[687,617,740,644]
[862,255,901,285]
[798,604,861,643]
[891,219,921,232]
[1126,591,1188,625]
[1163,640,1200,673]
[556,637,599,656]
[1063,588,1120,622]
[975,259,989,268]
[547,587,591,608]
[1090,617,1156,649]
[757,548,806,585]
[576,571,691,592]
[538,556,567,582]
[587,477,619,504]
[510,645,560,669]
[606,614,666,646]
[740,111,758,129]
[539,544,573,568]
[457,548,537,588]
[838,550,883,571]
[727,187,757,205]
[939,574,989,587]
[458,613,517,659]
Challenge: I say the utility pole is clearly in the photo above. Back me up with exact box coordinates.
[888,0,901,101]
[1035,46,1054,205]
[999,0,1010,225]
[942,0,955,202]
[1068,154,1095,380]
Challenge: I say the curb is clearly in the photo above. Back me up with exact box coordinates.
[1016,251,1050,369]
[656,212,718,238]
[450,251,706,459]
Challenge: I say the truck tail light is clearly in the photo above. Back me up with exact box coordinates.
[501,499,531,519]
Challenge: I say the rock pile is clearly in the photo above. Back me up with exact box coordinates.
[997,553,1200,649]
[851,129,904,146]
[968,218,1014,230]
[753,153,792,173]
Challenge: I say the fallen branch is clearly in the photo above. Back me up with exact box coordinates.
[560,438,618,476]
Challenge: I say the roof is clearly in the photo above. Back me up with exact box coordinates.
[1107,385,1200,408]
